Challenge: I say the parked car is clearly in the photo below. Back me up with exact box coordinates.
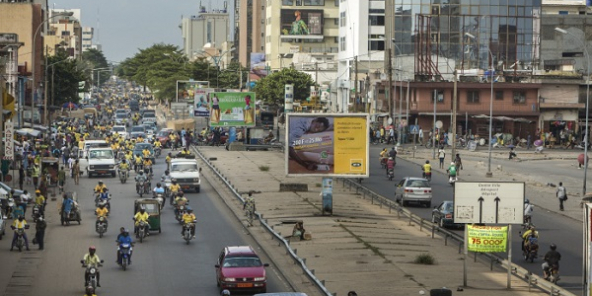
[156,128,174,147]
[431,201,462,229]
[394,177,432,207]
[215,246,269,294]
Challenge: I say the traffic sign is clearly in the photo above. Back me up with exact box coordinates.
[453,182,524,224]
[409,125,419,134]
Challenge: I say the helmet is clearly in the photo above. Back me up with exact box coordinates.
[451,162,455,166]
[525,199,530,204]
[123,229,129,235]
[139,206,145,212]
[99,203,105,208]
[165,170,169,174]
[186,207,193,212]
[221,290,231,296]
[172,179,177,184]
[18,215,24,221]
[35,190,41,194]
[98,180,103,184]
[139,171,144,175]
[156,183,161,187]
[550,244,557,250]
[89,246,96,252]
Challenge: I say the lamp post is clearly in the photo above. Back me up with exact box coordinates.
[32,11,73,126]
[198,48,236,89]
[556,27,590,196]
[465,32,495,177]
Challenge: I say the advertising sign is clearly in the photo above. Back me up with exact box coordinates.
[4,120,13,160]
[454,182,524,224]
[467,225,508,253]
[285,84,294,112]
[250,53,267,78]
[286,113,369,177]
[209,92,256,127]
[176,81,210,102]
[193,88,212,117]
[280,9,324,38]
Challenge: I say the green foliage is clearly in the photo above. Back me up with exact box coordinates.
[47,49,89,106]
[253,68,316,105]
[82,48,110,86]
[217,62,249,90]
[413,253,436,265]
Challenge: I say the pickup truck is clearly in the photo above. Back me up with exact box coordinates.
[169,158,202,193]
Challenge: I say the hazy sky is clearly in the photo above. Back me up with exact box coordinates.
[55,0,233,62]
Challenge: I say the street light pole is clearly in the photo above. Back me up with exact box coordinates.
[556,27,590,196]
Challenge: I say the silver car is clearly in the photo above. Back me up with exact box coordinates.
[395,177,432,207]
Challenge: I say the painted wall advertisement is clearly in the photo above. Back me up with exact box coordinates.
[177,80,210,103]
[209,92,256,127]
[286,113,369,177]
[193,88,212,117]
[280,9,324,38]
[467,225,508,253]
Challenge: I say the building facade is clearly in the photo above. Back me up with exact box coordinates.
[181,5,230,59]
[46,14,82,59]
[82,27,94,52]
[238,0,266,68]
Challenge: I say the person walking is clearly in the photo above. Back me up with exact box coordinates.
[454,153,463,176]
[73,160,80,185]
[418,127,424,145]
[18,165,24,190]
[34,216,46,250]
[31,163,40,189]
[556,182,567,211]
[438,148,446,169]
[243,192,256,227]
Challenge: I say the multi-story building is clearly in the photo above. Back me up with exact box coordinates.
[264,0,339,80]
[238,0,266,69]
[542,0,587,15]
[82,27,94,52]
[46,10,82,59]
[181,5,230,60]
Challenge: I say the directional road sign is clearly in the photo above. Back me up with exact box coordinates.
[453,182,524,224]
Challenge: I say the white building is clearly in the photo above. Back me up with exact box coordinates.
[82,27,94,52]
[181,5,230,59]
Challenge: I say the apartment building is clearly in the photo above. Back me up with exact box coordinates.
[181,5,230,60]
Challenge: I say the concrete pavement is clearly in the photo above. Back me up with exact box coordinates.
[196,146,550,296]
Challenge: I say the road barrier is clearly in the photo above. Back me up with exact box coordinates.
[340,178,575,296]
[192,147,333,296]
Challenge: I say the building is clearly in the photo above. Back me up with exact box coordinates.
[542,0,587,15]
[181,5,230,60]
[237,0,265,68]
[82,27,94,52]
[264,0,339,77]
[46,10,82,59]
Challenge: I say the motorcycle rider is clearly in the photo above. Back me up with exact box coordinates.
[388,147,397,159]
[169,179,181,197]
[61,194,74,223]
[153,183,165,196]
[161,170,171,183]
[181,207,197,238]
[97,187,110,205]
[446,162,458,182]
[135,171,148,194]
[134,154,143,172]
[34,190,46,216]
[379,148,388,167]
[524,199,534,224]
[93,180,107,195]
[116,229,134,265]
[133,207,150,237]
[521,226,539,253]
[174,192,188,216]
[166,152,172,170]
[82,246,102,287]
[95,203,109,229]
[422,160,432,179]
[118,158,130,179]
[143,157,153,175]
[542,244,561,280]
[10,215,29,251]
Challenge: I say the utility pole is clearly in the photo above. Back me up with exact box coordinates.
[451,69,458,162]
[354,56,358,111]
[315,62,319,84]
[388,48,393,121]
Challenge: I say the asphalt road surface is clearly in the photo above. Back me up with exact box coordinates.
[12,148,292,296]
[366,145,583,295]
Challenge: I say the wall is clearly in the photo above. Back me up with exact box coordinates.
[540,15,592,74]
[539,83,579,104]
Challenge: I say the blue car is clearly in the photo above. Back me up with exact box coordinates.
[431,200,463,229]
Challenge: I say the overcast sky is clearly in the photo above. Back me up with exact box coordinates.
[55,0,233,63]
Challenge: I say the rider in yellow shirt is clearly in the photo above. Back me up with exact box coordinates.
[133,208,150,237]
[137,136,144,143]
[95,204,109,217]
[94,181,107,194]
[143,158,153,175]
[422,160,432,173]
[181,208,196,238]
[142,148,151,158]
[154,141,162,148]
[169,179,181,195]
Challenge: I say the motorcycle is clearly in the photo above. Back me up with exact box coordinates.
[154,147,161,157]
[380,157,387,169]
[154,193,165,210]
[387,169,394,181]
[175,205,186,224]
[546,264,560,283]
[523,242,538,263]
[96,216,108,238]
[136,180,149,197]
[118,243,132,270]
[137,221,149,243]
[119,169,128,184]
[135,163,144,174]
[522,215,535,230]
[95,195,111,211]
[422,171,432,182]
[12,228,28,251]
[448,175,457,186]
[31,204,41,223]
[81,260,103,290]
[6,197,15,219]
[144,166,153,178]
[183,223,195,244]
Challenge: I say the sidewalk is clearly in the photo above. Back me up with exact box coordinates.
[197,147,549,296]
[395,144,586,222]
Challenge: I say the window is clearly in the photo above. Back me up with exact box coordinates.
[467,90,480,103]
[304,0,325,5]
[340,12,346,27]
[558,11,568,15]
[369,9,385,13]
[335,0,339,6]
[369,40,385,50]
[513,91,526,104]
[334,37,339,43]
[262,5,265,10]
[334,18,339,25]
[432,90,444,103]
[340,36,346,51]
[369,15,385,26]
[282,0,294,5]
[495,91,504,100]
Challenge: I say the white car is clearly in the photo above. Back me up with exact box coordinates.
[112,125,129,139]
[169,158,202,193]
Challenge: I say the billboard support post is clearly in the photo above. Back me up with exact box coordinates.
[507,224,512,289]
[321,177,333,215]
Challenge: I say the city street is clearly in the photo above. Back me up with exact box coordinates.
[0,149,291,295]
[366,145,584,294]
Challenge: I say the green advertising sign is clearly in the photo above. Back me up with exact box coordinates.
[209,92,256,127]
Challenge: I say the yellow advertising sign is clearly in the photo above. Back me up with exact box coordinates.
[467,225,508,253]
[286,114,369,177]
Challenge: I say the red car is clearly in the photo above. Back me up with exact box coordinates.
[156,128,174,147]
[215,246,269,293]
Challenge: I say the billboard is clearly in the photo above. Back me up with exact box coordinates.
[176,80,210,102]
[280,9,324,38]
[209,92,256,127]
[286,113,369,177]
[193,88,213,117]
[250,53,268,78]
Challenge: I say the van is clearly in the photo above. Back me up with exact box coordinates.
[79,140,110,159]
[130,100,139,111]
[84,147,116,178]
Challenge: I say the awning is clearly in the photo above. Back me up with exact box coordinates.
[472,114,490,119]
[16,128,41,137]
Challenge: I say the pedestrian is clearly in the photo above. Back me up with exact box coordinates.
[388,128,394,144]
[556,182,567,211]
[243,192,256,227]
[418,127,424,145]
[438,148,446,169]
[31,163,40,189]
[34,216,46,250]
[73,159,80,185]
[58,166,66,193]
[509,148,517,160]
[454,153,463,176]
[18,165,24,190]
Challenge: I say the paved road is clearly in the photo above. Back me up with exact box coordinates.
[366,145,583,295]
[1,148,292,295]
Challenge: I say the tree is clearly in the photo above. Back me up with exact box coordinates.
[217,62,249,90]
[82,48,110,87]
[47,49,89,106]
[253,68,316,105]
